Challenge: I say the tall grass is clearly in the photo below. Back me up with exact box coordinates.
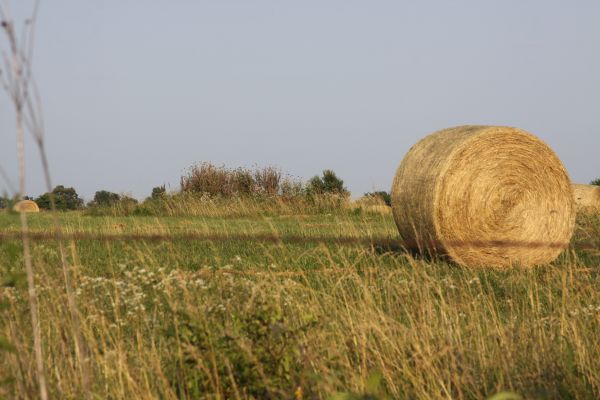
[180,163,301,198]
[0,210,599,399]
[85,192,352,218]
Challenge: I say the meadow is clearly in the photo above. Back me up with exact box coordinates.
[1,202,600,399]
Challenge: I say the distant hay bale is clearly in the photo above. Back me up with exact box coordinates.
[349,196,392,215]
[391,125,575,267]
[573,184,600,211]
[13,200,40,213]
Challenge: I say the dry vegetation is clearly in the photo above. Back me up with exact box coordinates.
[1,5,599,400]
[1,201,600,399]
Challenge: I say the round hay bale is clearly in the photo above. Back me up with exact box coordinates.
[573,184,600,211]
[13,199,40,213]
[391,125,575,267]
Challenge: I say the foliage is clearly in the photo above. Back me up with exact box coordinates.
[254,166,281,196]
[180,163,255,197]
[363,191,391,206]
[0,271,23,394]
[35,185,83,210]
[90,190,120,207]
[151,185,166,200]
[85,192,138,216]
[166,297,320,399]
[280,178,306,198]
[591,178,600,186]
[180,162,307,198]
[308,170,349,196]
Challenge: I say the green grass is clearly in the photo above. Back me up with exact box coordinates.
[1,208,600,399]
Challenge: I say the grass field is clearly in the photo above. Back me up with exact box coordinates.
[1,205,600,399]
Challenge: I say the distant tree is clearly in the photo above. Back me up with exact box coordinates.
[151,185,166,199]
[92,190,121,207]
[591,178,600,186]
[308,170,349,196]
[364,191,391,206]
[36,185,83,211]
[0,194,23,210]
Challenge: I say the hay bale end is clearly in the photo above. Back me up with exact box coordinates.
[13,200,40,213]
[391,125,575,267]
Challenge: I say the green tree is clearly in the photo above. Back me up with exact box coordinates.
[92,190,120,207]
[35,185,83,211]
[308,169,348,196]
[591,178,600,186]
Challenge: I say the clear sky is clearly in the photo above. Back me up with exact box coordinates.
[1,1,599,201]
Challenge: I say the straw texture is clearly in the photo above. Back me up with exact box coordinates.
[13,199,40,213]
[573,184,600,211]
[391,125,575,267]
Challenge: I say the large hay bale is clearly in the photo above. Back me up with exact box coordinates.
[573,184,600,211]
[391,125,575,267]
[13,200,40,213]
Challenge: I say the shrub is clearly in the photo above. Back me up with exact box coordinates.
[151,185,166,199]
[591,178,600,186]
[280,177,306,198]
[364,191,391,206]
[254,166,281,196]
[307,170,349,197]
[231,167,255,195]
[180,163,289,197]
[181,163,240,196]
[35,185,83,211]
[165,296,319,399]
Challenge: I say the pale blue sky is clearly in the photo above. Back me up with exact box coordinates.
[1,1,599,200]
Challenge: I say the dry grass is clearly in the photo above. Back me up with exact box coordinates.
[573,184,600,211]
[180,163,297,198]
[1,209,600,399]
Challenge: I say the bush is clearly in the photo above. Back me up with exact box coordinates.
[181,163,253,197]
[181,163,299,198]
[591,178,600,186]
[165,295,319,399]
[35,185,83,211]
[151,185,166,199]
[254,166,281,196]
[90,190,120,207]
[307,170,349,197]
[280,177,306,198]
[364,191,391,206]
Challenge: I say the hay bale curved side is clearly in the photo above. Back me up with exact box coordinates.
[13,200,40,213]
[573,184,600,211]
[391,125,575,267]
